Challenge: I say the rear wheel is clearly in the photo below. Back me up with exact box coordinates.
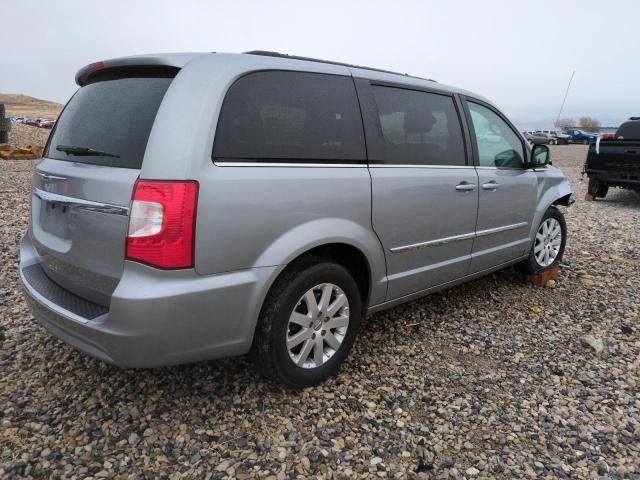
[517,207,567,274]
[252,260,362,387]
[549,139,557,145]
[583,139,589,145]
[588,177,609,198]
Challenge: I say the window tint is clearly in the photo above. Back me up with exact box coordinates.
[46,76,173,169]
[468,102,525,168]
[213,71,366,162]
[371,86,465,166]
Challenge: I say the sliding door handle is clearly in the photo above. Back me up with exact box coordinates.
[482,181,500,191]
[455,182,476,191]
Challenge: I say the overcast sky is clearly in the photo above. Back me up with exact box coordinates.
[3,0,639,128]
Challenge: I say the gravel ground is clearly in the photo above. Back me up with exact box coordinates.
[1,146,638,479]
[3,123,51,149]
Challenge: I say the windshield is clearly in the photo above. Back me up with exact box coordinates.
[45,76,173,169]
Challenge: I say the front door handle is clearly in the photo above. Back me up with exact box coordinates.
[455,182,477,191]
[482,181,500,191]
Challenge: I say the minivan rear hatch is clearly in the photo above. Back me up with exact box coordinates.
[31,67,177,307]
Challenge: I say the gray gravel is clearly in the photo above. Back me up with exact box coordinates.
[1,145,639,479]
[3,123,51,149]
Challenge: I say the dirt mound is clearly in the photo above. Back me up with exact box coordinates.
[0,93,63,118]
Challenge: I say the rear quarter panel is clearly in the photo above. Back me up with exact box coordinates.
[194,164,384,283]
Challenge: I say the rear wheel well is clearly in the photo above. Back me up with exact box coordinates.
[284,244,371,308]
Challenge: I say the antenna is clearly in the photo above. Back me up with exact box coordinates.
[555,71,575,128]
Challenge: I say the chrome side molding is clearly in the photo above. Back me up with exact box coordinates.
[390,222,528,253]
[390,232,475,252]
[33,188,129,216]
[475,222,528,237]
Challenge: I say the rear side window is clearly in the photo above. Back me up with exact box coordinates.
[371,86,466,166]
[213,71,366,162]
[45,76,173,169]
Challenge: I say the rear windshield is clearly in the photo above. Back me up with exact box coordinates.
[616,121,640,140]
[45,76,173,169]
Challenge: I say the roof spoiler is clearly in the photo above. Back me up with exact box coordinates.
[75,53,201,86]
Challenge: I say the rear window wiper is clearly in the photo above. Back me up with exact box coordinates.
[56,145,120,158]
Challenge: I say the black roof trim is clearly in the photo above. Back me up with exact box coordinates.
[244,50,436,83]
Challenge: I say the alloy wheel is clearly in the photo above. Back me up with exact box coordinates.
[534,218,562,267]
[286,283,350,369]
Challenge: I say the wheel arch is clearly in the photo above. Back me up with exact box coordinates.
[528,178,572,245]
[248,239,381,354]
[253,218,386,305]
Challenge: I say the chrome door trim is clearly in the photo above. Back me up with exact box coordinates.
[390,232,475,253]
[369,164,475,169]
[214,161,367,168]
[390,222,528,253]
[475,221,528,237]
[33,188,129,216]
[475,166,528,171]
[216,163,477,169]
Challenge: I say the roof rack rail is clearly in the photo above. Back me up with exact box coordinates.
[243,50,436,82]
[629,116,640,121]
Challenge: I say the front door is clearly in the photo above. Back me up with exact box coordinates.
[464,99,537,273]
[362,83,479,300]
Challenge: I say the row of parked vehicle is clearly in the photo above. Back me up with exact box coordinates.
[9,117,56,129]
[523,129,598,146]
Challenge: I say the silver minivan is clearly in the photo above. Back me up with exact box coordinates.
[20,51,572,386]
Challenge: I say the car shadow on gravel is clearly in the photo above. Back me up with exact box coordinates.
[591,190,640,209]
[33,265,531,406]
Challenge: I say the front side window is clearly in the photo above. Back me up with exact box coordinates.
[372,86,465,166]
[213,71,366,162]
[468,102,525,168]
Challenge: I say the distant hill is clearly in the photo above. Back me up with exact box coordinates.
[0,93,63,119]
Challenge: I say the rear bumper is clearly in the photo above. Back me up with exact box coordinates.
[19,234,278,368]
[585,169,640,186]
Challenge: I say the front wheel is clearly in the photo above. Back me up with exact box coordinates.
[251,260,363,387]
[517,207,567,274]
[549,139,557,145]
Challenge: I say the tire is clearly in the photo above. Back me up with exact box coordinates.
[251,259,363,387]
[588,178,609,198]
[549,139,556,145]
[517,207,567,275]
[583,139,589,145]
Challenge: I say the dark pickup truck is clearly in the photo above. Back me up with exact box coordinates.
[584,117,640,198]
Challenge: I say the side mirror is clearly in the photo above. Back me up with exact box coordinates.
[531,144,551,168]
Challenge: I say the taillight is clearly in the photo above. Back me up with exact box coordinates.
[126,180,198,269]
